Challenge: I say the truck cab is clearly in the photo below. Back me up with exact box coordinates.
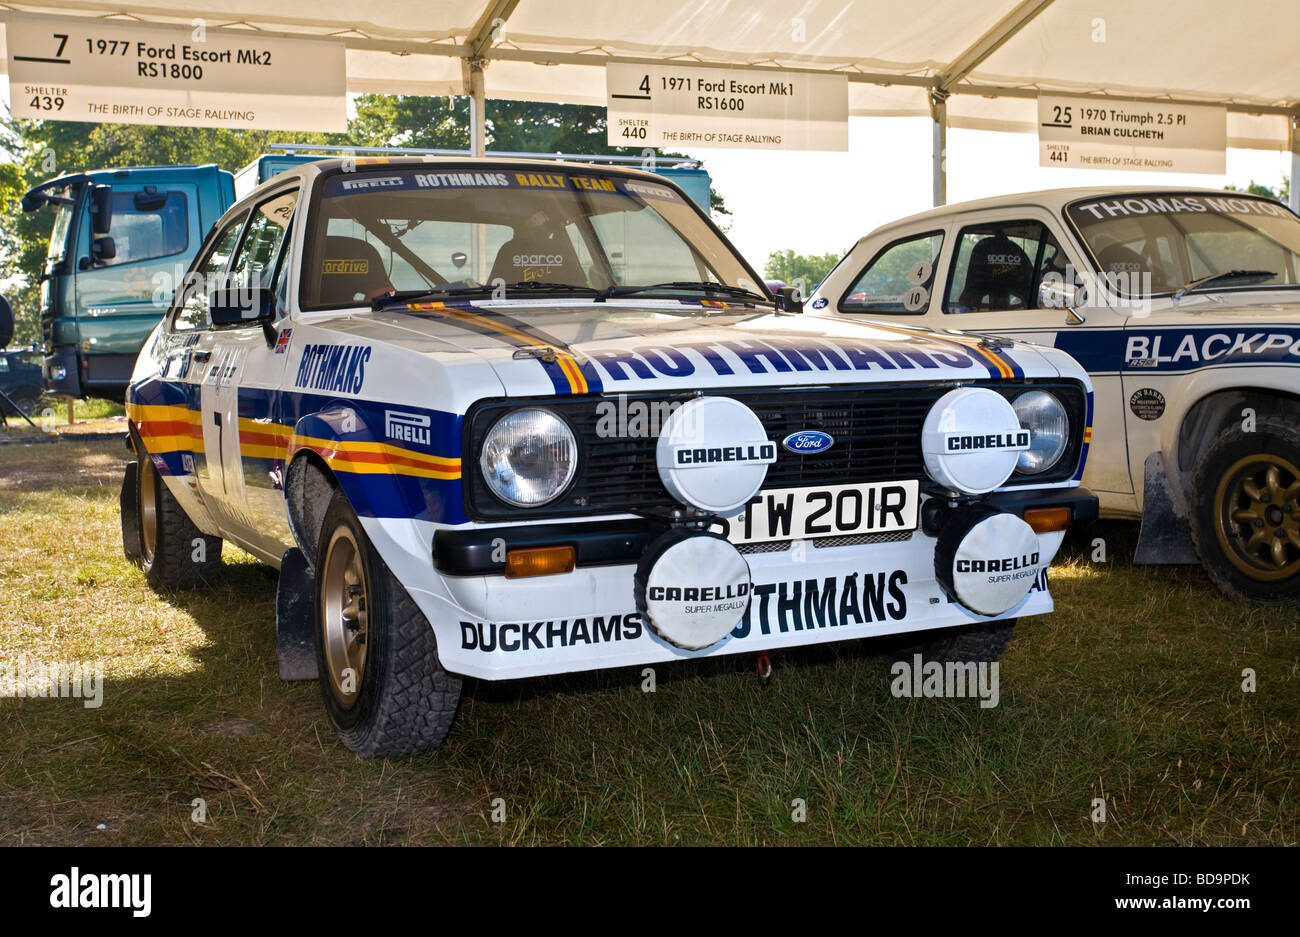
[22,164,234,401]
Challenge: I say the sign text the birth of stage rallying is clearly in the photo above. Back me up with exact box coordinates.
[6,13,346,132]
[606,63,848,151]
[1038,94,1226,174]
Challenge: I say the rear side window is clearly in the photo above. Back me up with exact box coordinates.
[100,190,189,266]
[839,232,943,314]
[944,220,1066,313]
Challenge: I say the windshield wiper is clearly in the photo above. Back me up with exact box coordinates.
[373,285,493,309]
[1172,269,1277,302]
[373,281,602,309]
[595,280,770,304]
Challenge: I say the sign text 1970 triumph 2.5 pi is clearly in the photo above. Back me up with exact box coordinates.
[122,158,1096,756]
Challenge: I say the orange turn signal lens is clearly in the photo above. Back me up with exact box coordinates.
[1023,506,1072,534]
[504,545,576,579]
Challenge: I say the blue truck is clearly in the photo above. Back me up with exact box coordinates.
[16,149,712,402]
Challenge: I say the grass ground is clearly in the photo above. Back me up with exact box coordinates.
[0,425,1296,845]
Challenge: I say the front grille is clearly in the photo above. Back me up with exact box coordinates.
[465,380,1086,520]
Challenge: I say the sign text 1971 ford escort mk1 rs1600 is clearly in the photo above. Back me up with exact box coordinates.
[813,188,1300,606]
[121,158,1096,756]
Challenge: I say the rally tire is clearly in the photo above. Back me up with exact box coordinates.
[893,619,1016,665]
[137,454,222,589]
[121,460,143,562]
[314,489,462,757]
[1189,416,1300,605]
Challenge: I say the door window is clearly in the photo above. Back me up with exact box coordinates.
[839,231,944,314]
[230,189,298,291]
[98,190,189,267]
[944,220,1066,313]
[171,213,247,332]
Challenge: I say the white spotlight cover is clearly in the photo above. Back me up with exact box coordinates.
[655,396,776,514]
[922,387,1029,494]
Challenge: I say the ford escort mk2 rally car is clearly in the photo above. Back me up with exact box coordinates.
[812,188,1300,605]
[122,158,1096,756]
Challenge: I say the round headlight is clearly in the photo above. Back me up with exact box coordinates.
[1012,391,1069,474]
[479,408,578,507]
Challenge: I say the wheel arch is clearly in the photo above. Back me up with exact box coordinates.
[1174,384,1300,478]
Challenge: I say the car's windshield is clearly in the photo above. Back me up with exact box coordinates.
[300,165,764,310]
[1065,193,1300,296]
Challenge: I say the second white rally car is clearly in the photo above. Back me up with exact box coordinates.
[122,157,1096,756]
[810,187,1300,605]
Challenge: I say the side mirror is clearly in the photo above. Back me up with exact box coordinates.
[209,285,275,327]
[90,236,117,264]
[89,184,114,236]
[774,286,804,314]
[133,186,169,212]
[0,295,14,350]
[1037,276,1087,323]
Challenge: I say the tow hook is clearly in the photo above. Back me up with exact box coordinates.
[755,652,773,680]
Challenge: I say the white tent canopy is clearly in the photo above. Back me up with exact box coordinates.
[2,0,1297,203]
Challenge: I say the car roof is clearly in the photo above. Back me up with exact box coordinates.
[858,185,1273,244]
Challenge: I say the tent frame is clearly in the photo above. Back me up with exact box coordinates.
[3,5,1296,210]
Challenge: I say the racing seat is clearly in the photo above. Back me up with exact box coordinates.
[1094,242,1156,291]
[957,235,1032,310]
[489,230,587,286]
[316,236,394,306]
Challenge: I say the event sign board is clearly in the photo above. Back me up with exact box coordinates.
[606,63,848,151]
[1038,94,1226,174]
[6,14,346,132]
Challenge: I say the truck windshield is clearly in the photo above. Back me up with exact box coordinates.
[300,165,764,310]
[44,186,78,276]
[1066,193,1300,296]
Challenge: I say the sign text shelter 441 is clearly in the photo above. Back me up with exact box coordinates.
[606,63,848,151]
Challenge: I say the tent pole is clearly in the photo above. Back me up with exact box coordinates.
[931,91,948,207]
[468,57,487,158]
[1291,112,1299,215]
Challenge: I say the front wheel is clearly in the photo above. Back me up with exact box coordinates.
[135,454,222,589]
[314,489,462,757]
[1190,416,1300,605]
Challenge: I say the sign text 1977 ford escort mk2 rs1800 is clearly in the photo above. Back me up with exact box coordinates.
[812,188,1300,605]
[121,158,1096,757]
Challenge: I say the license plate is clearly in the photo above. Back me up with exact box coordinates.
[718,480,919,546]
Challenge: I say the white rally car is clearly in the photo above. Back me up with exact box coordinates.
[122,157,1095,757]
[811,188,1300,605]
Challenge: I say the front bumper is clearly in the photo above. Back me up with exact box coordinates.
[397,487,1095,681]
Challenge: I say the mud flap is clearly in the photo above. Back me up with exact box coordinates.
[276,547,319,681]
[1134,452,1199,565]
[120,460,142,561]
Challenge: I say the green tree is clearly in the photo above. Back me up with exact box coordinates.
[763,249,841,289]
[1226,177,1291,203]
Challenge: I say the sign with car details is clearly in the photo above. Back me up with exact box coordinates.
[1037,95,1225,174]
[6,13,346,131]
[605,63,848,151]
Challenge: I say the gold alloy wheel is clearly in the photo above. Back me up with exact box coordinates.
[321,525,371,705]
[1214,452,1300,582]
[140,460,158,563]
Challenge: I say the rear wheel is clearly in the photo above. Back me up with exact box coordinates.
[314,489,462,757]
[136,454,222,589]
[1190,416,1300,605]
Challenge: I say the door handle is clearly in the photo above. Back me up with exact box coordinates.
[192,350,212,361]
